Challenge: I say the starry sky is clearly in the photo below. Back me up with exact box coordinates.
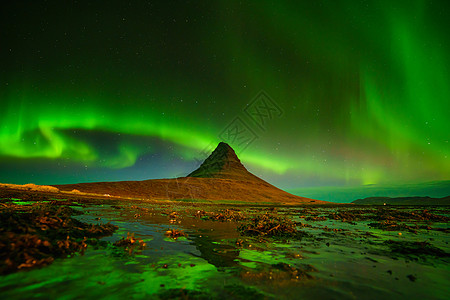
[1,1,449,201]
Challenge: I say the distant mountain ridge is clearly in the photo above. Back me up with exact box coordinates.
[352,196,450,205]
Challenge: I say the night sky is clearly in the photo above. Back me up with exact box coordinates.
[1,1,449,201]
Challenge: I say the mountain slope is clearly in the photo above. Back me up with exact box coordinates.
[55,142,330,205]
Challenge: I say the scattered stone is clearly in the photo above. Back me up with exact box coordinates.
[407,274,417,282]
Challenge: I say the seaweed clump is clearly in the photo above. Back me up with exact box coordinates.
[241,262,317,284]
[0,202,117,275]
[238,213,307,239]
[383,240,449,261]
[368,221,421,233]
[194,209,246,222]
[113,232,146,254]
[164,229,187,239]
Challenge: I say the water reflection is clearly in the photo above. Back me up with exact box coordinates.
[1,201,449,299]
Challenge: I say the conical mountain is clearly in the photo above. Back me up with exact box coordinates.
[54,142,329,204]
[188,142,261,182]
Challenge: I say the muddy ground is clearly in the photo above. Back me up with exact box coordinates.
[0,188,449,299]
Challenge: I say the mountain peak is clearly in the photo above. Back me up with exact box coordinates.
[215,141,235,154]
[54,141,327,204]
[187,142,259,181]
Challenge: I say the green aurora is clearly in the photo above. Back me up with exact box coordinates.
[0,1,449,200]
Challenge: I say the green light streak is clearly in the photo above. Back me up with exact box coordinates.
[0,0,448,185]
